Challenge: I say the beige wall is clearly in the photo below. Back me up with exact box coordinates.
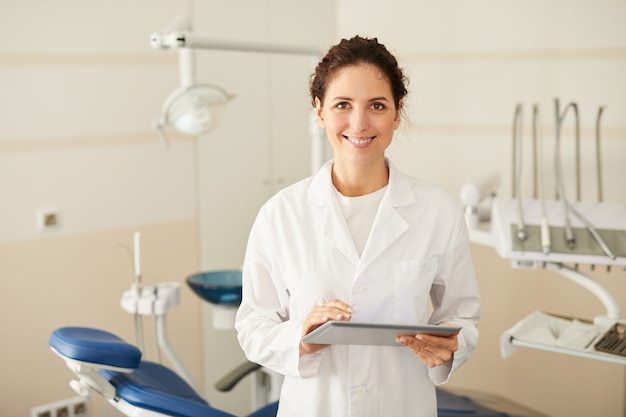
[0,222,201,417]
[0,1,203,416]
[338,1,626,416]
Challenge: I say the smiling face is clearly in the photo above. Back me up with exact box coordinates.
[315,64,401,171]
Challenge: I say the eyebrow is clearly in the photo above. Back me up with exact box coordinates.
[331,96,391,102]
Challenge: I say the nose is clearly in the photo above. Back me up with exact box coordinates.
[349,107,369,132]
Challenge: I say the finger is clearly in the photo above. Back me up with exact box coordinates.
[396,337,451,367]
[316,301,353,320]
[323,299,354,314]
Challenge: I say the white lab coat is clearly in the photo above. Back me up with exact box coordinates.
[236,159,480,417]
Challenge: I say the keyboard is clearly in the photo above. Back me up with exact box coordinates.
[594,323,626,357]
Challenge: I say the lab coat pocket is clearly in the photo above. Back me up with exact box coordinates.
[392,258,438,322]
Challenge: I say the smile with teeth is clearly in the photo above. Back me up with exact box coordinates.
[345,135,374,144]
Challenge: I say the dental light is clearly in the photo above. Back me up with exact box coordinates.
[150,17,323,172]
[150,17,235,146]
[156,81,233,138]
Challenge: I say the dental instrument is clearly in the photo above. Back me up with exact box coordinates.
[595,106,605,203]
[553,98,577,249]
[554,99,615,260]
[533,105,551,255]
[512,103,527,241]
[568,204,617,260]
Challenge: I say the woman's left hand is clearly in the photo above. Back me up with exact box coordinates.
[395,322,460,367]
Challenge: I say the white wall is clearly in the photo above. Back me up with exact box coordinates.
[337,1,626,417]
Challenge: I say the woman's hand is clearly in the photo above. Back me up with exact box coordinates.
[300,299,353,356]
[395,322,460,367]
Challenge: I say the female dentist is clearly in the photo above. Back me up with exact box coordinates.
[236,36,480,417]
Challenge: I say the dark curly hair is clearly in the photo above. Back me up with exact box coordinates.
[310,36,408,110]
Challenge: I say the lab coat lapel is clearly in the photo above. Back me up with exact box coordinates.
[356,197,409,276]
[318,204,361,265]
[311,161,360,265]
[357,162,413,276]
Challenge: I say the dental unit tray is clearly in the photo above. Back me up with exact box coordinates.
[491,197,626,266]
[302,321,461,346]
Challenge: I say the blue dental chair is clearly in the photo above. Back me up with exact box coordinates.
[49,326,278,417]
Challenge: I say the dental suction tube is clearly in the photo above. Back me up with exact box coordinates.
[512,103,527,241]
[595,106,605,203]
[554,99,615,260]
[554,99,576,249]
[533,104,551,255]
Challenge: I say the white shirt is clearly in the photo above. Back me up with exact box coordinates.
[235,159,480,417]
[335,185,387,256]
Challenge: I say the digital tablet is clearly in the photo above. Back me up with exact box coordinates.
[301,321,461,346]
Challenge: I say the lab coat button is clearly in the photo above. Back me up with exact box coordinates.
[355,386,366,395]
[355,285,364,294]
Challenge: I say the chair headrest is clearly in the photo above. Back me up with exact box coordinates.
[49,327,141,370]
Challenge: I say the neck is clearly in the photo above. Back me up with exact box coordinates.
[332,158,389,197]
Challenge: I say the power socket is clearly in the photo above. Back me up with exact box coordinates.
[36,207,61,232]
[31,396,89,417]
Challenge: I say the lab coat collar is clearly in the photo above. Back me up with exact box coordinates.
[309,158,415,207]
[309,158,412,274]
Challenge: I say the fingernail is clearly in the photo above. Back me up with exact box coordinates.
[415,335,423,340]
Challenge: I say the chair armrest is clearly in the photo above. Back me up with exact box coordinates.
[214,361,262,392]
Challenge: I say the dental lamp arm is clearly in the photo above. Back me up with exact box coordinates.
[151,31,321,57]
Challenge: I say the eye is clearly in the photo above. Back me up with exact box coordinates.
[371,102,386,111]
[335,101,351,110]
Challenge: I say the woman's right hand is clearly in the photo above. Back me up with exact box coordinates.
[299,299,353,356]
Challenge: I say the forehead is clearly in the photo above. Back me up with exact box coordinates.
[326,64,393,98]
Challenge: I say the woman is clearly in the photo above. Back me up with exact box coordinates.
[235,36,480,417]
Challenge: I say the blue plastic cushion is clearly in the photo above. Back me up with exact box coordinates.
[100,361,236,417]
[249,401,279,417]
[49,327,141,370]
[436,389,508,417]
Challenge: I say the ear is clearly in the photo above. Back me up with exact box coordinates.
[314,97,325,128]
[393,99,403,130]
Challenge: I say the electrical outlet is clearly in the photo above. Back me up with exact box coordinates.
[56,406,69,417]
[73,401,88,417]
[36,207,61,231]
[31,396,89,417]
